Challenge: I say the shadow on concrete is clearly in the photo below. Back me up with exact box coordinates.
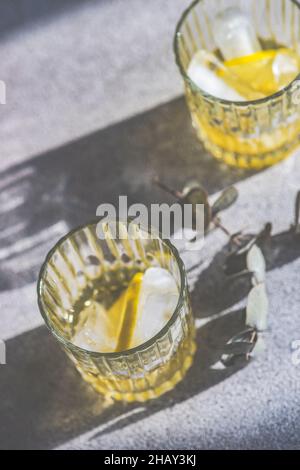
[0,308,246,449]
[0,96,257,449]
[0,0,94,40]
[0,96,253,292]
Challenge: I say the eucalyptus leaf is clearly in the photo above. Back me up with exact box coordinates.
[294,190,300,233]
[212,186,238,217]
[181,181,211,231]
[181,180,208,201]
[233,235,256,256]
[227,327,257,344]
[223,341,255,356]
[256,223,272,244]
[250,334,267,358]
[220,328,257,366]
[246,244,266,285]
[246,284,269,331]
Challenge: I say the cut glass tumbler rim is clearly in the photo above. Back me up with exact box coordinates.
[173,0,300,107]
[37,218,188,359]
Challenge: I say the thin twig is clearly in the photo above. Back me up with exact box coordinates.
[153,176,182,200]
[213,217,231,238]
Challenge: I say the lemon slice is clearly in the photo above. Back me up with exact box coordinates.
[222,48,300,95]
[114,272,143,352]
[224,50,277,67]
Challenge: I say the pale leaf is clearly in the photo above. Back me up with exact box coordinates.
[246,284,269,331]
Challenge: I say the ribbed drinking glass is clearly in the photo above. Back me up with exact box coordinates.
[37,220,196,402]
[174,0,300,169]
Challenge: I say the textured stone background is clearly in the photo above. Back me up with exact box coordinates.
[0,0,300,450]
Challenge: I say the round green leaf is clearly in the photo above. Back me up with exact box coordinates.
[212,186,238,217]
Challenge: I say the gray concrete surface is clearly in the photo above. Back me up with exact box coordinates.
[0,0,184,171]
[0,0,300,450]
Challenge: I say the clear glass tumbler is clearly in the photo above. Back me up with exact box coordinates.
[174,0,300,169]
[37,220,196,402]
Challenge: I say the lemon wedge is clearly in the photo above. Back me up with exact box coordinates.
[222,48,300,95]
[113,272,143,352]
[224,50,277,67]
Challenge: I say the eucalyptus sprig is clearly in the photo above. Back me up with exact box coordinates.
[221,243,268,366]
[154,178,300,367]
[221,190,300,366]
[154,177,238,233]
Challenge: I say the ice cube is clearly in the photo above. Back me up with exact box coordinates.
[187,50,245,101]
[72,301,118,352]
[72,268,180,352]
[272,49,300,89]
[132,267,179,347]
[188,50,264,100]
[213,7,261,61]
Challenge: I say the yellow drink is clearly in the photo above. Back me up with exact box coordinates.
[38,222,196,402]
[174,0,300,169]
[186,41,300,169]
